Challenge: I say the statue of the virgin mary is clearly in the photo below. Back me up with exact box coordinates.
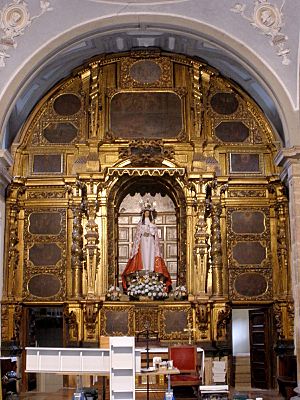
[121,199,172,292]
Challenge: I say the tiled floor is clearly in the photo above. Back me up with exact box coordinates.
[16,387,286,399]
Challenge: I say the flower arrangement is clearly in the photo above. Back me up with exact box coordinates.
[106,285,121,301]
[173,285,188,300]
[127,272,168,300]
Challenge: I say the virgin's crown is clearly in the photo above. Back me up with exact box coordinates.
[139,198,156,211]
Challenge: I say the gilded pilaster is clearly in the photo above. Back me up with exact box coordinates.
[97,185,108,297]
[84,179,100,299]
[276,187,290,298]
[185,184,196,294]
[200,68,212,143]
[80,69,91,140]
[191,61,202,139]
[193,200,209,298]
[219,185,229,297]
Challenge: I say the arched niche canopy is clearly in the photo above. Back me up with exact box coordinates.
[106,173,187,289]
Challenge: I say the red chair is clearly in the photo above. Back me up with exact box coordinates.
[169,345,201,399]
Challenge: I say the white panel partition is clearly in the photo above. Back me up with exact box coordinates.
[26,347,110,374]
[26,340,141,400]
[110,337,135,400]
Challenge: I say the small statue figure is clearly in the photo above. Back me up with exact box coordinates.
[121,198,172,292]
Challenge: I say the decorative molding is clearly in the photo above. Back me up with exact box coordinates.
[107,167,185,177]
[0,149,13,189]
[231,0,290,65]
[0,0,53,68]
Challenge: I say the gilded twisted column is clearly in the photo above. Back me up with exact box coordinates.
[211,203,223,297]
[5,180,24,301]
[71,206,84,298]
[7,205,19,300]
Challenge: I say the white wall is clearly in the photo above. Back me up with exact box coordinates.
[232,309,250,355]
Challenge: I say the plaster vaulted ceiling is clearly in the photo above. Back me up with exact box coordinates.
[5,25,283,149]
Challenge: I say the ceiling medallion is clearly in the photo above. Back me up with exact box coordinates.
[231,0,290,65]
[0,0,53,68]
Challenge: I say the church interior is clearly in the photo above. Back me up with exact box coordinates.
[0,1,299,399]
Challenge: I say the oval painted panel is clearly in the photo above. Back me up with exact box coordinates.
[215,121,249,142]
[231,211,265,234]
[53,94,81,116]
[130,60,162,83]
[29,243,62,266]
[43,122,78,143]
[29,212,62,235]
[232,241,266,265]
[210,93,239,115]
[234,272,267,297]
[28,274,61,298]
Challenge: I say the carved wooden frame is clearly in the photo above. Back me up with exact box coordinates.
[106,170,187,288]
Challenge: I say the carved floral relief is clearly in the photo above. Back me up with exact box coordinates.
[231,0,290,65]
[0,0,53,67]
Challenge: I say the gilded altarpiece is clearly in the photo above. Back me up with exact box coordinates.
[1,50,293,388]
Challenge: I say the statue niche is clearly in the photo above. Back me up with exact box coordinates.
[118,191,177,298]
